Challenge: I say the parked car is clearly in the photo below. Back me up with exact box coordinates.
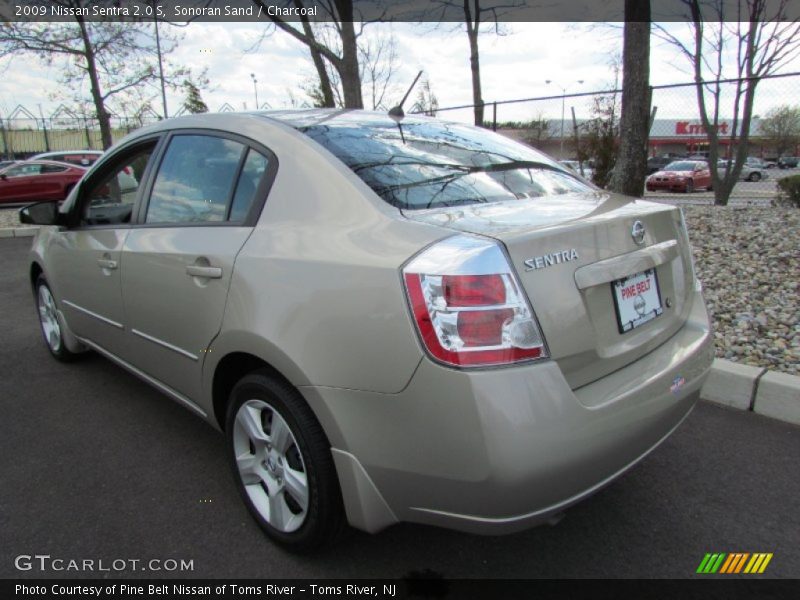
[646,156,673,175]
[30,150,104,167]
[715,160,767,182]
[745,157,776,170]
[646,160,712,193]
[22,110,713,550]
[778,156,799,169]
[0,160,86,204]
[0,160,15,170]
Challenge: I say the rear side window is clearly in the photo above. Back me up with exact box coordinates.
[146,135,245,224]
[229,149,269,222]
[298,120,592,210]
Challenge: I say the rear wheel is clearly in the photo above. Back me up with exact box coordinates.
[35,276,80,362]
[226,371,345,551]
[748,172,762,182]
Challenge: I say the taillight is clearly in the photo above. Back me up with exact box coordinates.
[403,235,548,368]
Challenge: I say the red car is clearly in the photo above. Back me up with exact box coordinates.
[646,160,712,193]
[0,160,87,204]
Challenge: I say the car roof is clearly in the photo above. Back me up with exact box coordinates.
[256,108,441,129]
[31,150,103,158]
[12,159,86,169]
[127,109,444,140]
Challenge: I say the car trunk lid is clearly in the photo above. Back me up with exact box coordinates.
[403,192,696,390]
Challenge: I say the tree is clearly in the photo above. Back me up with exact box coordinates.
[251,0,366,108]
[495,115,552,149]
[579,92,620,189]
[760,104,800,157]
[411,77,439,116]
[655,1,800,206]
[298,25,399,110]
[182,80,208,114]
[424,1,522,127]
[608,0,651,197]
[0,0,188,149]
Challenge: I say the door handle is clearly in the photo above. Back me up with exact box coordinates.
[97,258,118,270]
[186,265,223,279]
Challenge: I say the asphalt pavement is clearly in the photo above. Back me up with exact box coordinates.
[1,237,799,579]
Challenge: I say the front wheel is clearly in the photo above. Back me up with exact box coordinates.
[226,371,345,551]
[35,276,80,362]
[748,172,762,182]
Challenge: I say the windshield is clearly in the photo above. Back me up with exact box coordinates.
[297,119,593,210]
[665,161,699,171]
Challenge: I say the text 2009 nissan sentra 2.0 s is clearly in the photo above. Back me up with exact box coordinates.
[22,110,714,550]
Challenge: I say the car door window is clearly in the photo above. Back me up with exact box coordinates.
[229,148,269,222]
[41,164,68,174]
[146,135,246,224]
[5,164,42,177]
[80,144,156,226]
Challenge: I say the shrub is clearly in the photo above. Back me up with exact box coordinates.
[775,174,800,208]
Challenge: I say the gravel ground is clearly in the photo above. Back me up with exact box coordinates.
[2,204,798,375]
[682,205,799,375]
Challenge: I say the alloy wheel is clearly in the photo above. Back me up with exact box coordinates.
[232,399,309,533]
[37,284,62,353]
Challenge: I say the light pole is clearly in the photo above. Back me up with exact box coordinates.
[151,1,168,119]
[250,73,259,110]
[546,79,584,158]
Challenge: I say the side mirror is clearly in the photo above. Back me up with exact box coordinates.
[19,201,63,226]
[0,174,7,181]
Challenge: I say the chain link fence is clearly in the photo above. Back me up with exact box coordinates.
[0,115,161,158]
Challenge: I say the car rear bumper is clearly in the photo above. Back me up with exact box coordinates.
[301,286,714,534]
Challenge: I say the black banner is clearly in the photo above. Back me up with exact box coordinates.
[3,579,799,600]
[2,0,799,23]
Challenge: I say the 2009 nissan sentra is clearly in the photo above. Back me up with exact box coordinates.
[22,110,714,551]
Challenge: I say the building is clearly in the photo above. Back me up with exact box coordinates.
[500,118,796,161]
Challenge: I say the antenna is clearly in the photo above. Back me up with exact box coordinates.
[389,70,423,120]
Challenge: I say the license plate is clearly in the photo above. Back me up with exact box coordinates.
[611,268,663,334]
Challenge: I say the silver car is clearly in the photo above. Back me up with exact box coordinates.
[22,110,714,550]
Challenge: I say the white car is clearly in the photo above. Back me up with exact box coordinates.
[716,160,767,182]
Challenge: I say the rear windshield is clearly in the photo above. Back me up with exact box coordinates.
[298,120,593,210]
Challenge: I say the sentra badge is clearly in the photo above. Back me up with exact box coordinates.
[524,249,579,271]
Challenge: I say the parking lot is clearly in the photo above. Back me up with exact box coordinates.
[2,236,799,579]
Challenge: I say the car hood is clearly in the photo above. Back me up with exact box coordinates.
[651,170,691,178]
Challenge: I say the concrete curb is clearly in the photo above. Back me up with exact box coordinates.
[0,226,38,238]
[701,358,800,426]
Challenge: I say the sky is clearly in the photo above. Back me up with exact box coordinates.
[0,21,797,125]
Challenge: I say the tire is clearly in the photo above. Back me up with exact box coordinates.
[226,371,345,552]
[685,179,694,193]
[747,172,761,182]
[35,276,80,362]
